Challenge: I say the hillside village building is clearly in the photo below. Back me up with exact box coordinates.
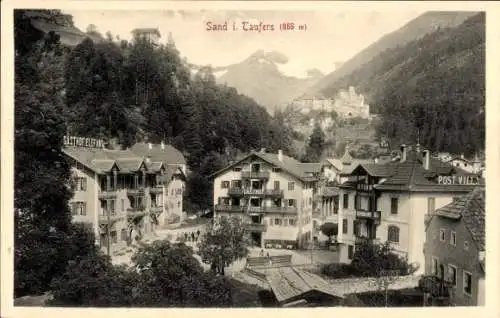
[423,188,485,306]
[444,155,483,174]
[211,149,321,249]
[62,137,186,249]
[131,28,161,44]
[334,144,482,273]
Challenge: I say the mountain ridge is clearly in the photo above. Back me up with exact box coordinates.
[188,50,325,112]
[304,11,479,98]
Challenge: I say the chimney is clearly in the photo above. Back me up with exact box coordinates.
[260,148,266,153]
[161,141,165,150]
[416,143,421,153]
[400,144,407,162]
[423,149,430,170]
[145,155,151,164]
[148,143,152,150]
[461,153,465,159]
[278,149,283,162]
[374,157,379,164]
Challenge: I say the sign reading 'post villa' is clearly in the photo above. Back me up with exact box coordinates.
[437,175,480,186]
[63,135,105,149]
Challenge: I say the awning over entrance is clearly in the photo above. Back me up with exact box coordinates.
[266,266,344,306]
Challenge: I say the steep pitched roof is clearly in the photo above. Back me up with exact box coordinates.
[266,266,344,305]
[129,142,186,165]
[159,165,186,184]
[325,158,343,171]
[337,148,480,192]
[433,188,485,251]
[115,158,145,172]
[63,146,161,174]
[211,151,319,182]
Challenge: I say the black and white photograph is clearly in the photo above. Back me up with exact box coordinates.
[2,1,497,314]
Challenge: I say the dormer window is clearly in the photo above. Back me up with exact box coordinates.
[272,167,281,173]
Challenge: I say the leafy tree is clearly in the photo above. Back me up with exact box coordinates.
[198,217,251,275]
[320,222,338,243]
[49,253,137,306]
[49,240,232,307]
[350,241,418,277]
[322,241,417,279]
[14,9,98,297]
[303,122,326,162]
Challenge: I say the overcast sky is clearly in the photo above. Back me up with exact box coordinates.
[64,9,424,77]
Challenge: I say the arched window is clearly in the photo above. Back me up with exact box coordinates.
[388,225,400,243]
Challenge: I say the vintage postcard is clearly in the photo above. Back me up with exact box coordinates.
[1,1,499,318]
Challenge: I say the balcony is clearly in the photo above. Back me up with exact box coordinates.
[149,186,163,195]
[214,204,245,213]
[355,235,380,245]
[244,223,267,232]
[98,190,117,200]
[355,209,381,220]
[127,188,145,196]
[228,187,244,196]
[237,188,284,197]
[320,187,339,197]
[150,205,163,214]
[127,205,146,216]
[241,171,270,179]
[98,212,121,224]
[263,206,298,214]
[356,183,376,192]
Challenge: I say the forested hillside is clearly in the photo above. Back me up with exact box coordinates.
[322,13,485,157]
[305,11,478,97]
[55,12,295,208]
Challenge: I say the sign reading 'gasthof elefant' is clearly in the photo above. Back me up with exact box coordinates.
[438,175,480,185]
[63,135,105,148]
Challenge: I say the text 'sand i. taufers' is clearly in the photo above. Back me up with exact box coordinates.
[206,21,307,32]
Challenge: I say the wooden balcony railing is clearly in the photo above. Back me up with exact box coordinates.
[149,186,163,195]
[214,204,245,213]
[244,223,267,232]
[127,188,145,196]
[241,171,270,179]
[355,209,381,220]
[98,190,117,200]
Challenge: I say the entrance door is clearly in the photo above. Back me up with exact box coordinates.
[251,232,262,247]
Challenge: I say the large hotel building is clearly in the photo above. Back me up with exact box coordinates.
[334,145,482,274]
[211,149,321,249]
[62,137,186,249]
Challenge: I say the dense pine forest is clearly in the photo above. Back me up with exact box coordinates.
[13,9,293,297]
[319,13,485,157]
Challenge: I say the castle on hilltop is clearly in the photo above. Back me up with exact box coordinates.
[291,86,370,119]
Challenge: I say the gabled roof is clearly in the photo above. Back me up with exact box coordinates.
[160,165,186,183]
[266,266,344,305]
[324,158,343,171]
[129,142,186,165]
[350,163,394,177]
[211,151,320,182]
[445,157,472,164]
[115,158,146,172]
[432,188,485,251]
[338,148,481,192]
[146,161,164,172]
[63,146,162,174]
[90,159,117,172]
